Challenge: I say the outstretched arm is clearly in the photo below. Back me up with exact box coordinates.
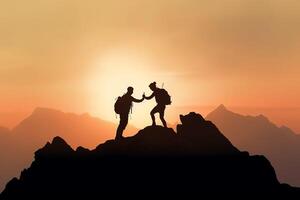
[143,92,155,100]
[132,96,144,103]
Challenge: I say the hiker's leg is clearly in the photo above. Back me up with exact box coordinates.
[116,113,128,140]
[118,114,128,139]
[150,105,159,126]
[150,109,156,126]
[159,105,167,128]
[116,119,123,140]
[122,114,129,131]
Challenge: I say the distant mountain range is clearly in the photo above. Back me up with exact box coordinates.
[206,104,300,187]
[1,112,299,198]
[0,108,137,192]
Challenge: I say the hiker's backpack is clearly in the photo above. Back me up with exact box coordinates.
[156,88,172,105]
[114,95,132,114]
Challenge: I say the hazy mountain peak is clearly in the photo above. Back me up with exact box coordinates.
[216,104,227,111]
[31,108,99,122]
[32,107,63,116]
[33,107,60,113]
[207,105,274,124]
[206,104,239,119]
[256,114,269,121]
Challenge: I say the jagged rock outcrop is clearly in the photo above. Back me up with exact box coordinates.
[1,112,299,199]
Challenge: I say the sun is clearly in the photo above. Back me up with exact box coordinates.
[86,49,159,129]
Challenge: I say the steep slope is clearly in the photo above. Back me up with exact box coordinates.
[0,108,137,192]
[206,105,300,186]
[0,127,13,192]
[1,112,299,199]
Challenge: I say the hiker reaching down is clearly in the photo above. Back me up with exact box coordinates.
[143,82,171,128]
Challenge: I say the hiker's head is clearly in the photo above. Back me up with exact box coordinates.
[149,82,157,91]
[127,86,134,95]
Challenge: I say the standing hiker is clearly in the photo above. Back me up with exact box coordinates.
[114,87,144,140]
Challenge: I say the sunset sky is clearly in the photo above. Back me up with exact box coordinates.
[1,0,300,131]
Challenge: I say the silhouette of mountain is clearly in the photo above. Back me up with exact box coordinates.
[0,108,137,192]
[1,112,299,198]
[206,105,300,187]
[12,107,137,148]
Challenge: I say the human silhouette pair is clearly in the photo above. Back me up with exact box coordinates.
[114,82,171,140]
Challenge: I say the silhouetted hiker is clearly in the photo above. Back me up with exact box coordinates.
[114,87,144,140]
[143,82,171,128]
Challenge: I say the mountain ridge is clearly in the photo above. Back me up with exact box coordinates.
[1,112,299,198]
[206,105,300,186]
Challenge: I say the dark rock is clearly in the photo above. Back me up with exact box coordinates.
[1,112,299,199]
[35,136,74,159]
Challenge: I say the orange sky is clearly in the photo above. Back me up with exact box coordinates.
[1,0,300,131]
